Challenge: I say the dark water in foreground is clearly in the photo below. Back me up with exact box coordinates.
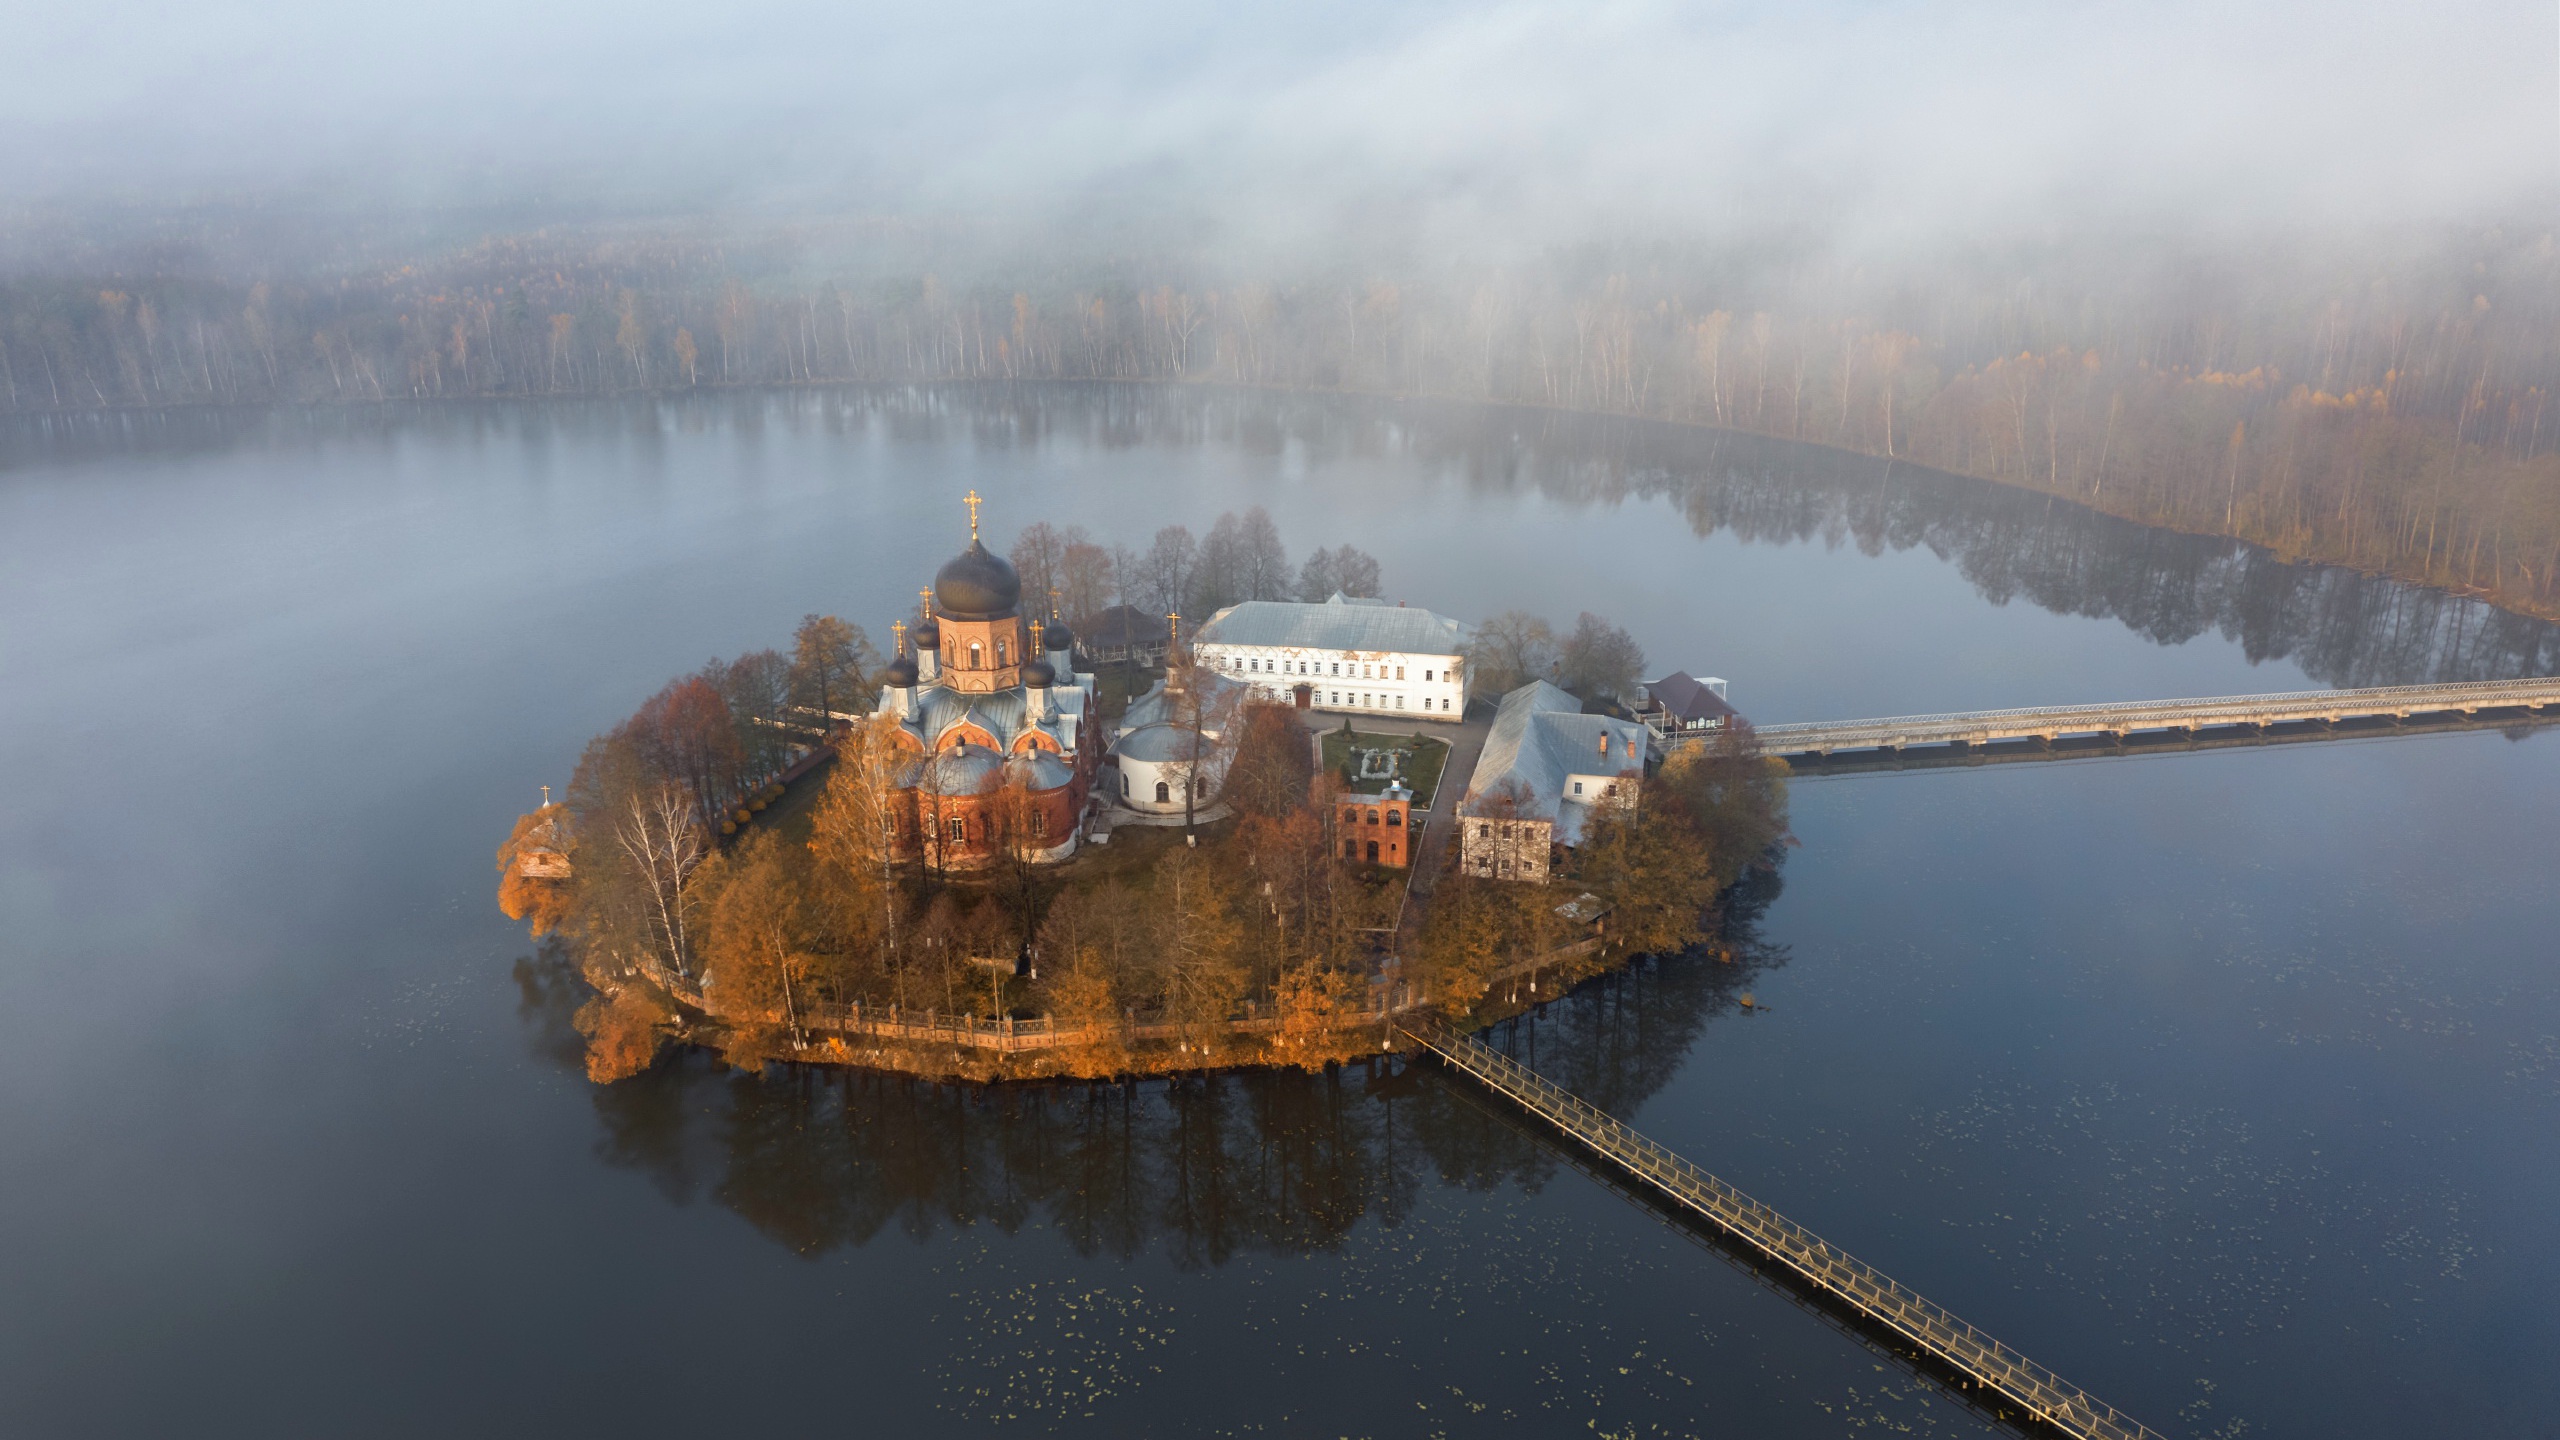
[4,386,2555,1438]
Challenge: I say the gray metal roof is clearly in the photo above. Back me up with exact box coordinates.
[1113,723,1212,763]
[1118,672,1243,735]
[1193,595,1470,656]
[1461,681,1648,842]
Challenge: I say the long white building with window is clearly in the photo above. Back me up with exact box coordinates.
[1190,593,1471,721]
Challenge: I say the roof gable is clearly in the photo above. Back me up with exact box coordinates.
[1463,680,1647,826]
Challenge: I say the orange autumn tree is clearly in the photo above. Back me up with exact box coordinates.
[494,802,576,937]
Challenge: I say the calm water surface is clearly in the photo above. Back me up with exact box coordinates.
[4,387,2555,1438]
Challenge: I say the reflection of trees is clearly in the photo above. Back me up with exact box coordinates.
[831,385,2560,687]
[25,387,2554,684]
[514,872,1791,1264]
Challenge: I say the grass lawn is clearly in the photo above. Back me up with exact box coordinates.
[1319,729,1451,807]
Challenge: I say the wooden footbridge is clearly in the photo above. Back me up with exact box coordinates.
[1404,1017,2167,1440]
[1757,675,2560,765]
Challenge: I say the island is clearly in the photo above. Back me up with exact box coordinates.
[497,499,1789,1084]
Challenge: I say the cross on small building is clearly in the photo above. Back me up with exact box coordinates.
[963,489,983,541]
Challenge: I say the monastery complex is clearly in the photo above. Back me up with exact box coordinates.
[854,498,1739,883]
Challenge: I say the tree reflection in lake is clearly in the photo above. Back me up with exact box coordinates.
[18,384,2552,689]
[511,874,1790,1265]
[18,386,2560,689]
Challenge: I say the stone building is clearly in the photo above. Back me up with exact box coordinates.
[1336,781,1414,867]
[1109,667,1246,816]
[1457,681,1648,882]
[865,499,1099,869]
[1190,593,1469,721]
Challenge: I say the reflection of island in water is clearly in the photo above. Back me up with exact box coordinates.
[514,875,1789,1262]
[17,385,2556,686]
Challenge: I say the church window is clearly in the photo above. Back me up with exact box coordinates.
[969,642,983,668]
[947,816,966,842]
[1343,807,1358,826]
[1331,662,1339,675]
[1366,808,1380,826]
[1344,838,1358,860]
[1396,696,1405,708]
[1395,666,1405,680]
[1574,781,1584,795]
[1031,811,1047,838]
[996,640,1008,665]
[1387,810,1402,827]
[1122,774,1131,798]
[1155,780,1170,804]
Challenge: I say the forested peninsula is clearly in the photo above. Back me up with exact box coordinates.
[9,222,2558,620]
[493,529,1788,1085]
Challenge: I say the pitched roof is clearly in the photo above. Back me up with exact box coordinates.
[1643,671,1738,724]
[1083,604,1169,648]
[1462,681,1649,843]
[1193,594,1470,656]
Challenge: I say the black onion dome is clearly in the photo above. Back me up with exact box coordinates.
[911,616,940,648]
[1042,617,1074,651]
[1020,657,1056,688]
[882,654,919,687]
[933,540,1022,618]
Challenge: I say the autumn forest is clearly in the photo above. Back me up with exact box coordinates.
[5,220,2557,622]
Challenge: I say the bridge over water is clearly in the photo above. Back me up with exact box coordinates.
[1405,1017,2167,1440]
[1757,676,2560,767]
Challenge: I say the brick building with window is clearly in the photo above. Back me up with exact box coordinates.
[863,502,1100,869]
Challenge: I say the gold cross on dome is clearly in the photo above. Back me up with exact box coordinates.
[919,587,934,618]
[962,489,983,541]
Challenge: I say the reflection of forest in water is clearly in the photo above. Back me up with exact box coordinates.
[1044,386,2560,691]
[21,383,2553,686]
[514,879,1788,1262]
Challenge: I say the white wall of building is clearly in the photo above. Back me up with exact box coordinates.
[1191,644,1465,720]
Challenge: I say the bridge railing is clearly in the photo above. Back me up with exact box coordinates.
[1407,1017,2166,1440]
[1761,671,2560,737]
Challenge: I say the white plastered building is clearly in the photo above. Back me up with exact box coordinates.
[1189,593,1470,721]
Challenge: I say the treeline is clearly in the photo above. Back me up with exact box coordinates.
[7,222,2559,613]
[1006,510,1383,629]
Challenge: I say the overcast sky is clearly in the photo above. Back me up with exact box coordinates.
[6,0,2552,257]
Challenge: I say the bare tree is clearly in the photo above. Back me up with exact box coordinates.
[791,613,880,721]
[1138,525,1197,619]
[617,783,706,977]
[1008,521,1067,609]
[1160,660,1244,837]
[1236,506,1291,600]
[1058,525,1117,623]
[1298,543,1382,600]
[1466,610,1559,696]
[1557,611,1646,702]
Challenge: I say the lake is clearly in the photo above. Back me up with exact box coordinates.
[4,385,2555,1438]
